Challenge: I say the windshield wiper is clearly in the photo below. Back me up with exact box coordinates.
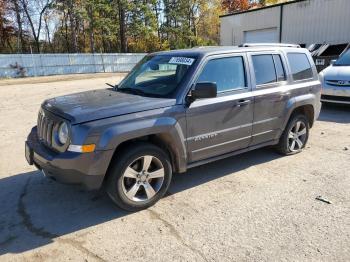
[105,83,114,88]
[106,83,119,91]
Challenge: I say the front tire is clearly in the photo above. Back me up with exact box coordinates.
[276,114,309,155]
[106,143,172,211]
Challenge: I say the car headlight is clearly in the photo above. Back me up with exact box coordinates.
[58,122,69,145]
[319,71,325,91]
[319,71,324,84]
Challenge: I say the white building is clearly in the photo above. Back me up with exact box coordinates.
[220,0,350,47]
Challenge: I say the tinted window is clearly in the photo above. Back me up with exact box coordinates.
[334,49,350,66]
[197,56,246,92]
[287,53,313,80]
[119,55,196,97]
[252,55,276,85]
[273,54,286,81]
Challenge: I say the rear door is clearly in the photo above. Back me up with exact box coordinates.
[247,52,290,145]
[185,53,254,163]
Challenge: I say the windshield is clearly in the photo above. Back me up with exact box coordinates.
[118,54,197,97]
[334,49,350,66]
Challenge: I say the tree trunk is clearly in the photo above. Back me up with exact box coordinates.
[21,0,39,52]
[63,10,69,52]
[21,0,51,53]
[154,1,161,48]
[117,0,127,53]
[69,14,77,52]
[68,0,78,52]
[6,38,14,53]
[13,0,24,53]
[44,16,53,52]
[88,5,95,53]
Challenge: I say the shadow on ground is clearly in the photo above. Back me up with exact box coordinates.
[0,148,280,255]
[318,103,350,123]
[1,104,348,255]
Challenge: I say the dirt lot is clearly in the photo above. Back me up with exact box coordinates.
[0,74,349,261]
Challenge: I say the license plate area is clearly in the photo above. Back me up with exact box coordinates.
[315,59,325,66]
[25,142,34,165]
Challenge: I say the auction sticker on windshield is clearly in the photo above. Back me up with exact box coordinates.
[169,57,195,66]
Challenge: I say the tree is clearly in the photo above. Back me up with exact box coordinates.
[222,0,250,13]
[127,0,160,52]
[113,0,128,53]
[196,0,222,45]
[19,0,53,53]
[0,0,223,54]
[0,0,22,53]
[260,0,285,5]
[222,0,288,13]
[11,0,26,53]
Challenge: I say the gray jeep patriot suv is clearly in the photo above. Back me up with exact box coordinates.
[26,44,321,211]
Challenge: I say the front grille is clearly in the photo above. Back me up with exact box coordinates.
[326,80,350,87]
[37,110,55,147]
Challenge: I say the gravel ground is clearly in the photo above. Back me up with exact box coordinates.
[0,74,349,261]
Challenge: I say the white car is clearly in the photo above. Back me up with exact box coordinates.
[320,49,350,104]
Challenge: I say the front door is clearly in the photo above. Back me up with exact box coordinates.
[185,54,254,163]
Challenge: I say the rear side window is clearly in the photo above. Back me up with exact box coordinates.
[252,55,276,85]
[287,53,313,81]
[197,56,246,92]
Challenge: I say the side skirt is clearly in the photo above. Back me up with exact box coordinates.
[186,139,279,170]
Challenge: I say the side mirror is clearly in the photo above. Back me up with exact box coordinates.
[191,82,217,100]
[330,59,337,65]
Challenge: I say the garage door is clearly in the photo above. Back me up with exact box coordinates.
[244,28,278,43]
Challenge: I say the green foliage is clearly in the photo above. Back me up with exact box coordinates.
[222,0,290,13]
[1,0,222,53]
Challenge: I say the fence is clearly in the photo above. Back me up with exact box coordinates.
[0,53,146,78]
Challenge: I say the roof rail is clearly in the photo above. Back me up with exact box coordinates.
[239,43,301,48]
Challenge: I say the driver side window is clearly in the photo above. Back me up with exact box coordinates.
[197,56,247,92]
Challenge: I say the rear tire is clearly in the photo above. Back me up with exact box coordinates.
[106,143,172,211]
[275,114,309,155]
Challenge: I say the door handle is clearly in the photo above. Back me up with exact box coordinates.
[236,99,251,107]
[237,99,251,106]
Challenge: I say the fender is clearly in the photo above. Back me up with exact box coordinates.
[98,116,188,173]
[282,93,316,130]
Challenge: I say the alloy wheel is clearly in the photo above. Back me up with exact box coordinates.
[288,121,307,152]
[121,155,165,202]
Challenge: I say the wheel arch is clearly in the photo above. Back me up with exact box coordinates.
[103,131,187,185]
[283,95,316,130]
[290,104,315,127]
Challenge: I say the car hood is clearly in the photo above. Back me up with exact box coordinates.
[322,65,350,80]
[42,89,176,124]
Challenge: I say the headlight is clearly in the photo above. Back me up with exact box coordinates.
[319,71,325,91]
[58,122,69,145]
[319,71,324,83]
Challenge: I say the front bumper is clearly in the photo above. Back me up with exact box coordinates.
[25,127,114,190]
[321,85,350,104]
